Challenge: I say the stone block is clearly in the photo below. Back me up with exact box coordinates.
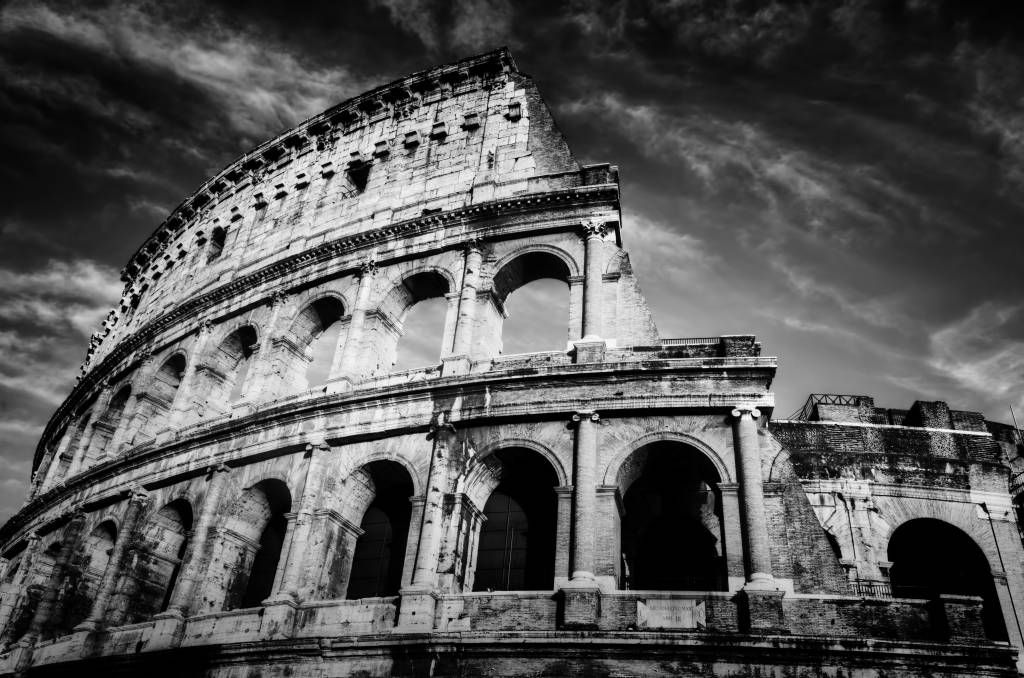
[737,588,787,634]
[558,587,600,629]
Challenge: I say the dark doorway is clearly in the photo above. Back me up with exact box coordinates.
[347,461,413,599]
[619,442,725,591]
[240,511,287,608]
[473,448,557,591]
[888,518,1007,640]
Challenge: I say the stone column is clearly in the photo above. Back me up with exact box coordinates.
[569,411,599,584]
[554,486,574,588]
[275,443,327,599]
[330,260,375,387]
[24,511,87,641]
[731,408,774,587]
[445,242,483,374]
[75,489,149,631]
[247,291,290,402]
[164,464,231,615]
[581,221,606,340]
[169,320,215,428]
[398,416,452,628]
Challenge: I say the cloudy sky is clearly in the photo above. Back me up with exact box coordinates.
[1,0,1023,522]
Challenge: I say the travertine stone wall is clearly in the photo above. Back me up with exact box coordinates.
[1,49,1022,678]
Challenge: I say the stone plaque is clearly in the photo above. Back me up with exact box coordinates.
[636,599,706,630]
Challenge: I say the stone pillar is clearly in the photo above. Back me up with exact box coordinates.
[444,243,483,374]
[164,464,231,615]
[169,320,215,428]
[398,417,452,629]
[731,407,784,632]
[581,221,606,340]
[400,496,426,590]
[74,489,149,631]
[275,443,327,599]
[731,408,773,587]
[570,411,599,584]
[554,486,574,588]
[330,260,375,388]
[560,411,601,629]
[24,511,87,641]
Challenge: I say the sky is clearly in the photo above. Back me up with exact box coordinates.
[1,0,1023,522]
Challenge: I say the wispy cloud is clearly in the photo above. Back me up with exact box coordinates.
[0,1,369,142]
[928,303,1024,412]
[369,0,515,54]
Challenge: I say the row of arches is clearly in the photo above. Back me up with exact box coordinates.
[4,440,1011,644]
[39,248,584,494]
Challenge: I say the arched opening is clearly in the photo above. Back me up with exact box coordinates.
[888,518,1007,640]
[196,326,258,415]
[61,521,117,632]
[294,297,346,389]
[220,479,291,610]
[617,442,726,591]
[472,448,558,592]
[370,271,451,377]
[4,541,60,643]
[116,499,192,624]
[136,353,186,439]
[52,407,93,483]
[485,252,572,358]
[346,461,414,599]
[87,386,132,462]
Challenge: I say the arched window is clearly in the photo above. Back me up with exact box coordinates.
[346,461,414,599]
[370,271,451,377]
[114,499,192,625]
[617,442,725,591]
[292,297,346,389]
[472,448,558,592]
[86,386,132,462]
[888,518,1007,640]
[219,479,291,611]
[135,353,186,439]
[485,252,572,358]
[195,326,258,415]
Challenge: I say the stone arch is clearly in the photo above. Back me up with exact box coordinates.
[364,269,453,376]
[337,449,425,497]
[132,352,187,441]
[213,478,292,611]
[489,244,581,295]
[472,246,578,358]
[464,447,560,592]
[611,437,728,591]
[86,384,133,463]
[194,324,259,415]
[603,431,732,488]
[60,519,118,632]
[342,460,416,600]
[284,295,347,390]
[887,517,1007,640]
[112,498,193,625]
[469,438,569,489]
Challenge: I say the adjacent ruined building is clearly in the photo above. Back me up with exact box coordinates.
[2,49,1023,677]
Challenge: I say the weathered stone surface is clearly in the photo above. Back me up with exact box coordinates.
[1,48,1023,677]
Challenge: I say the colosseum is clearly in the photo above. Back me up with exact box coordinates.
[1,48,1023,677]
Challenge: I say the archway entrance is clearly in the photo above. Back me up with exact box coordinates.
[617,441,725,591]
[888,518,1007,640]
[472,448,558,591]
[346,461,414,599]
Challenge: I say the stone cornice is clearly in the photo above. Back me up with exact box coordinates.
[38,184,619,471]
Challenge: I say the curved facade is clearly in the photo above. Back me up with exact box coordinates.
[1,49,1023,677]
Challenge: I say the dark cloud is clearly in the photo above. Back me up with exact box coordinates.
[1,0,1023,522]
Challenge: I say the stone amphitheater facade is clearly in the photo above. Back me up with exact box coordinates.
[1,49,1024,677]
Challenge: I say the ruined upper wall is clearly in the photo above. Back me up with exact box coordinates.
[89,48,582,368]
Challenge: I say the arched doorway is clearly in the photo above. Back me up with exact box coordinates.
[472,448,558,591]
[294,297,346,389]
[617,441,726,591]
[888,518,1007,640]
[346,461,414,599]
[376,271,452,375]
[220,479,292,610]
